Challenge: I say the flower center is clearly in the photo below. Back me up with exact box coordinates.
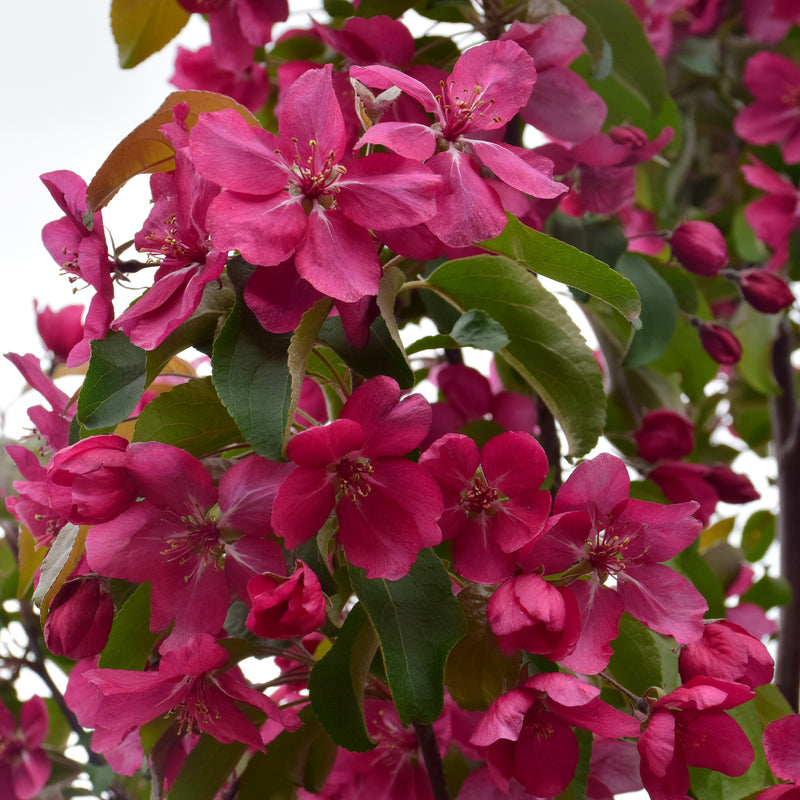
[169,676,216,735]
[161,511,224,569]
[460,474,499,515]
[337,456,374,500]
[438,81,499,140]
[584,519,643,578]
[287,139,346,205]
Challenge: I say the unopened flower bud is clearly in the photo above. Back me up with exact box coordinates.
[735,268,794,313]
[246,561,327,640]
[694,320,742,365]
[35,301,84,363]
[634,410,695,462]
[44,578,114,659]
[705,464,760,503]
[670,221,728,276]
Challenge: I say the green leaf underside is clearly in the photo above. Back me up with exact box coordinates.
[427,255,606,456]
[482,215,641,325]
[98,583,158,671]
[32,524,86,623]
[308,603,377,752]
[77,332,147,430]
[349,550,464,725]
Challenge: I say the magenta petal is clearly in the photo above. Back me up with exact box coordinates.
[356,122,438,160]
[469,139,566,199]
[295,209,382,302]
[554,452,630,517]
[425,149,507,247]
[244,259,323,333]
[514,714,578,797]
[350,64,439,113]
[272,467,337,548]
[12,749,51,800]
[681,710,754,774]
[420,433,482,496]
[338,153,441,229]
[191,110,286,194]
[287,419,365,466]
[279,65,346,162]
[471,687,534,746]
[206,191,307,267]
[618,563,707,644]
[639,709,677,778]
[764,716,800,782]
[481,431,548,497]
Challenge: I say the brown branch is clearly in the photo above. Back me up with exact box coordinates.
[414,722,450,800]
[771,318,800,710]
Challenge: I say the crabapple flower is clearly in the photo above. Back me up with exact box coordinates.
[45,435,135,525]
[487,573,580,660]
[678,620,773,688]
[638,677,755,800]
[520,453,706,673]
[78,634,299,753]
[44,577,114,660]
[246,561,327,640]
[470,672,640,797]
[86,446,291,643]
[272,376,443,580]
[735,268,795,314]
[0,696,50,800]
[34,301,84,364]
[501,16,608,142]
[190,65,442,303]
[744,0,800,43]
[763,716,800,793]
[112,104,228,350]
[419,432,550,583]
[669,220,728,276]
[694,319,742,365]
[735,52,800,164]
[741,156,800,272]
[634,409,695,463]
[352,40,567,247]
[40,170,115,366]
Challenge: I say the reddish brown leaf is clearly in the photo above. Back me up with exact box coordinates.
[86,91,260,215]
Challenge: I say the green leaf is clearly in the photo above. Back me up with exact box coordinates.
[427,255,606,456]
[733,304,781,395]
[168,736,247,800]
[349,550,464,725]
[238,708,338,799]
[412,0,475,23]
[99,583,159,671]
[548,214,630,270]
[561,0,668,116]
[617,254,677,367]
[76,332,147,430]
[741,573,792,611]
[110,0,190,69]
[308,603,377,752]
[445,585,522,711]
[32,524,87,623]
[741,510,776,563]
[607,613,680,697]
[674,546,726,618]
[356,0,415,16]
[211,304,292,461]
[482,215,641,325]
[133,377,241,456]
[449,309,510,350]
[318,271,414,388]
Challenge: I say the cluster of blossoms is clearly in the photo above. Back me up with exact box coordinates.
[4,0,800,798]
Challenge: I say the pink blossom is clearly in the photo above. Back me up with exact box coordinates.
[0,696,50,800]
[741,156,800,271]
[79,634,299,753]
[487,573,580,660]
[273,376,443,580]
[471,672,640,797]
[177,0,288,73]
[352,40,566,247]
[190,65,441,302]
[744,0,800,43]
[735,52,800,164]
[501,16,607,142]
[638,678,755,800]
[34,301,84,363]
[669,220,728,276]
[763,716,800,785]
[634,409,695,463]
[520,453,705,673]
[171,45,270,112]
[246,561,327,639]
[113,104,228,350]
[679,620,774,688]
[44,578,114,660]
[86,447,290,643]
[587,738,644,800]
[40,171,115,366]
[419,432,550,583]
